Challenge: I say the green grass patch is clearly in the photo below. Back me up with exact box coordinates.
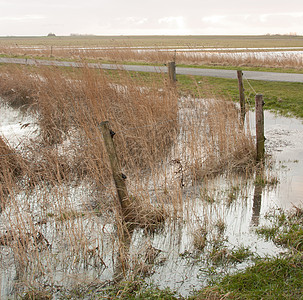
[197,253,303,299]
[176,75,303,119]
[55,279,181,300]
[176,63,303,74]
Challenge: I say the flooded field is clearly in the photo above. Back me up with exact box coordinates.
[0,92,302,298]
[1,41,303,71]
[4,44,303,60]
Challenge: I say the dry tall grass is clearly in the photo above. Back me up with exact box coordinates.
[0,64,256,297]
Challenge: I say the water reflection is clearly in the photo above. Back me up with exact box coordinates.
[113,223,133,283]
[251,171,263,227]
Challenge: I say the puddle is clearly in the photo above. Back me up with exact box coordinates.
[0,99,302,298]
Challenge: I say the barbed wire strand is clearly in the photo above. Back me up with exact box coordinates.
[243,74,257,95]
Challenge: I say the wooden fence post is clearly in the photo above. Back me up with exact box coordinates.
[255,94,265,162]
[237,70,246,124]
[99,121,133,221]
[167,61,176,84]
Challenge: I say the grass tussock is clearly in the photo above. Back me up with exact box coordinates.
[0,65,38,110]
[197,251,303,300]
[178,95,256,183]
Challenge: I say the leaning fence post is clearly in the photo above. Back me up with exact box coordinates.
[167,61,176,84]
[237,70,246,124]
[99,121,133,221]
[255,94,265,162]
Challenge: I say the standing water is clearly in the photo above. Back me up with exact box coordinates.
[0,99,302,298]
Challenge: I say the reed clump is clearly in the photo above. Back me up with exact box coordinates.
[0,136,23,178]
[177,94,256,184]
[199,99,255,177]
[0,65,178,180]
[0,65,39,110]
[0,136,26,212]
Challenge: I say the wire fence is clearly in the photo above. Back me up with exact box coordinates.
[0,70,260,161]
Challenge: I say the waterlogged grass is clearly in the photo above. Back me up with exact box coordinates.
[257,208,303,251]
[1,62,302,300]
[21,280,181,300]
[195,207,303,300]
[98,280,180,300]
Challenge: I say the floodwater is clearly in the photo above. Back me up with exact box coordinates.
[9,45,303,61]
[257,111,303,208]
[0,100,302,298]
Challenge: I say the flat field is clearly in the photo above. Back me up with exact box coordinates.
[1,34,303,48]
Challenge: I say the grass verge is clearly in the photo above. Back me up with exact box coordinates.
[176,75,303,119]
[2,53,303,74]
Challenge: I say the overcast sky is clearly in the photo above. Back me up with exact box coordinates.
[1,0,303,36]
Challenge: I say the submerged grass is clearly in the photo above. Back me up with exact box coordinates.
[196,207,303,300]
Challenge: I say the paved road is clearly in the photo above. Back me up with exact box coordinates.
[1,57,303,83]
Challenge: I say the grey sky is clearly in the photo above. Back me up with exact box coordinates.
[0,0,302,36]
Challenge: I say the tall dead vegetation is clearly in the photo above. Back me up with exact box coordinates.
[0,64,257,297]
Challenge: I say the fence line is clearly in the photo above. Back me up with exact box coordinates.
[1,69,263,162]
[243,74,257,95]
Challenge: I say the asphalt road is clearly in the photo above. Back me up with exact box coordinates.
[1,57,303,83]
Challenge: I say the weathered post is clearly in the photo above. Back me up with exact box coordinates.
[99,121,133,221]
[237,70,246,124]
[255,94,265,162]
[167,61,176,84]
